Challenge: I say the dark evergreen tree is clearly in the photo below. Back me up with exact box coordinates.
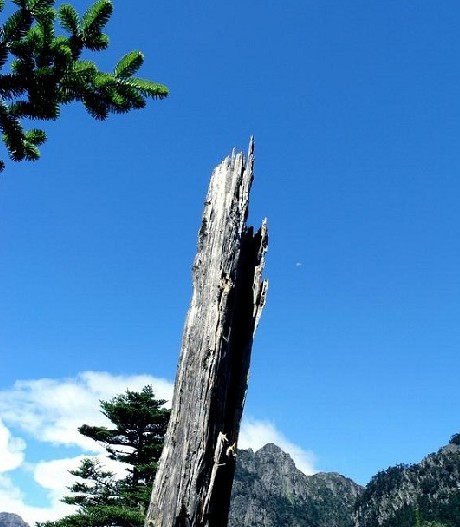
[37,385,170,527]
[0,0,168,172]
[78,385,170,508]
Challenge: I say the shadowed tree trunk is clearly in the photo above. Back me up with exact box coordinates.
[145,138,268,527]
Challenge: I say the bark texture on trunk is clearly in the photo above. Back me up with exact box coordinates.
[145,138,268,527]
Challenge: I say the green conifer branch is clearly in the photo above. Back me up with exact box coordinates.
[0,0,168,171]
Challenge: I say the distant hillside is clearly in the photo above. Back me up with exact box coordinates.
[6,434,460,527]
[0,513,29,527]
[354,434,460,527]
[230,436,460,527]
[229,443,362,527]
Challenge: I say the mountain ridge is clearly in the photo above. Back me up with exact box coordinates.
[229,442,362,527]
[354,436,460,527]
[0,512,30,527]
[5,434,460,527]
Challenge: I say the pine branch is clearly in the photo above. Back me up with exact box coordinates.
[114,51,143,79]
[0,0,168,171]
[57,3,80,34]
[81,0,111,50]
[126,77,169,99]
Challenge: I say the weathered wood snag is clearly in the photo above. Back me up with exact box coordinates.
[145,138,268,527]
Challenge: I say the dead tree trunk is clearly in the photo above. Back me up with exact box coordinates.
[145,138,268,527]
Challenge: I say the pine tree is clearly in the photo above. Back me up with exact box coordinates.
[37,385,170,527]
[0,0,168,172]
[78,385,170,509]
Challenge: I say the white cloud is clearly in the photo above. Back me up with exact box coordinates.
[239,417,317,475]
[0,371,174,451]
[0,372,317,525]
[0,419,26,472]
[34,456,87,493]
[2,454,132,526]
[32,454,130,522]
[0,472,71,526]
[80,371,174,404]
[0,371,174,525]
[34,454,129,495]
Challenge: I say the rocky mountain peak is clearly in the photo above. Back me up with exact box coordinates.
[229,444,362,527]
[0,513,30,527]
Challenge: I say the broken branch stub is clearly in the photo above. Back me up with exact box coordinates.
[145,138,268,527]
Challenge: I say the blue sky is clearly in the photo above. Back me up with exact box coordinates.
[2,0,460,522]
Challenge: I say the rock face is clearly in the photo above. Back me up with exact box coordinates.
[0,513,29,527]
[229,443,362,527]
[354,437,460,527]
